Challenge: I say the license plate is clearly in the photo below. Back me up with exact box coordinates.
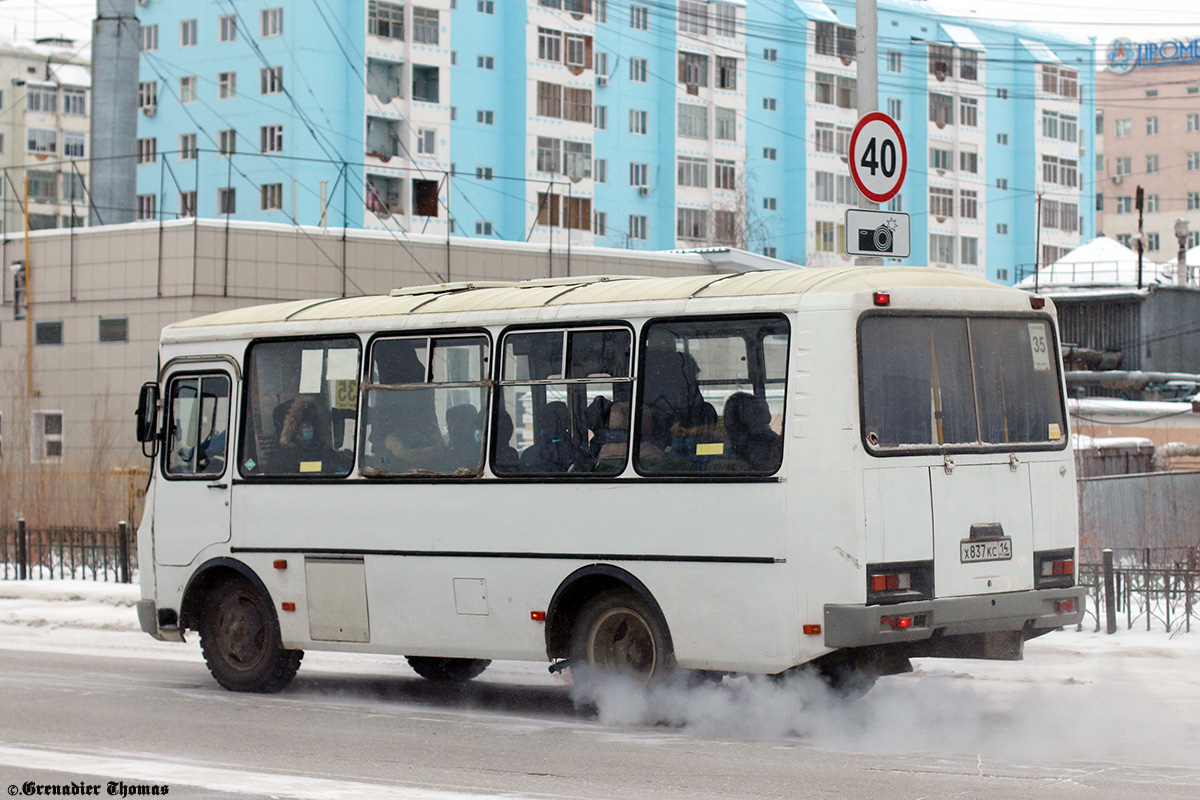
[960,537,1012,563]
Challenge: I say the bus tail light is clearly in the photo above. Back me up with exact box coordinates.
[1035,549,1076,589]
[281,602,295,612]
[530,611,546,622]
[881,614,925,630]
[803,624,821,635]
[1055,599,1075,613]
[866,560,933,605]
[873,291,890,306]
[1030,295,1046,309]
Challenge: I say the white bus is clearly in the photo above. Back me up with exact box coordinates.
[134,268,1084,694]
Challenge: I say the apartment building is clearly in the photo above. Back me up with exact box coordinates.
[132,0,1093,281]
[0,38,91,235]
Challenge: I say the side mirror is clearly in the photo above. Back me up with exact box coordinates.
[135,382,160,443]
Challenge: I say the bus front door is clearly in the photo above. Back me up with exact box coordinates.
[152,365,236,567]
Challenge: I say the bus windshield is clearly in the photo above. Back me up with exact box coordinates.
[859,315,1066,452]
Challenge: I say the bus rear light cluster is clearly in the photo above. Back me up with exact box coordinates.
[1030,295,1046,309]
[1034,549,1076,589]
[881,614,925,630]
[866,560,933,605]
[873,291,891,306]
[1055,599,1075,613]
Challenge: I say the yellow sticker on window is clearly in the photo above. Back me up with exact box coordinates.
[696,442,724,456]
[1048,424,1061,440]
[299,461,323,473]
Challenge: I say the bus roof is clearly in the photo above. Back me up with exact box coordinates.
[165,267,1011,333]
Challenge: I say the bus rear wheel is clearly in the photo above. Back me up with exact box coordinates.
[199,577,302,693]
[569,589,674,685]
[405,656,491,682]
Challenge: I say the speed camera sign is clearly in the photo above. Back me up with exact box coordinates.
[849,112,907,204]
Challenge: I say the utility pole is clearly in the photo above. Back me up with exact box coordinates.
[855,0,881,266]
[1136,186,1145,290]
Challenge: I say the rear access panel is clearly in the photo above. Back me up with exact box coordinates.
[930,463,1034,598]
[305,557,370,642]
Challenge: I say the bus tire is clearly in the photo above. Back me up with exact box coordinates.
[569,588,674,685]
[405,656,491,682]
[199,577,302,693]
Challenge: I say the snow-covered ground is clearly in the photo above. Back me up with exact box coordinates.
[2,580,1198,769]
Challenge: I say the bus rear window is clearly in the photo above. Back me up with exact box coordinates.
[860,315,1066,452]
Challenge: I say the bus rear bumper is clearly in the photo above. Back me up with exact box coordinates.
[137,599,186,642]
[823,586,1085,654]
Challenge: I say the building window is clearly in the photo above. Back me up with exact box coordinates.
[99,317,128,343]
[594,105,607,130]
[929,147,952,172]
[715,107,736,141]
[763,48,778,61]
[25,128,55,156]
[959,97,978,127]
[593,211,606,237]
[260,125,283,153]
[629,57,647,82]
[478,0,494,11]
[960,50,978,80]
[763,97,777,111]
[261,66,283,95]
[814,171,834,202]
[677,104,707,138]
[712,4,736,36]
[477,109,494,125]
[1115,118,1132,138]
[763,147,777,161]
[629,107,647,136]
[369,1,404,39]
[137,194,156,220]
[814,72,834,104]
[887,50,902,73]
[714,159,735,190]
[996,88,1008,99]
[1146,232,1161,251]
[413,7,439,44]
[1041,65,1078,98]
[1189,152,1200,171]
[594,159,606,183]
[678,0,707,35]
[929,233,955,264]
[629,162,648,187]
[563,141,592,179]
[1188,192,1200,211]
[929,44,953,77]
[26,86,55,113]
[137,137,157,164]
[960,151,978,173]
[1146,154,1159,173]
[1116,196,1133,214]
[564,88,592,123]
[996,178,1008,190]
[220,14,237,42]
[836,175,859,205]
[31,411,63,462]
[261,7,283,36]
[475,221,494,236]
[629,215,648,240]
[179,191,197,218]
[997,133,1008,145]
[712,56,736,90]
[537,82,562,118]
[630,5,648,30]
[412,65,439,102]
[538,137,562,173]
[1147,116,1159,135]
[218,72,236,99]
[677,156,707,188]
[565,33,589,68]
[814,121,834,152]
[887,97,902,121]
[63,172,85,202]
[1115,156,1131,175]
[960,189,978,219]
[177,75,196,104]
[814,221,837,252]
[139,81,157,110]
[62,126,84,154]
[961,236,979,265]
[677,208,707,240]
[178,133,197,161]
[887,195,903,213]
[478,55,494,69]
[836,76,856,109]
[140,23,158,51]
[929,186,954,218]
[180,18,198,47]
[538,27,562,62]
[218,187,236,215]
[417,128,436,155]
[61,88,86,116]
[261,183,283,210]
[997,223,1008,235]
[929,92,953,126]
[1187,113,1200,133]
[679,52,709,87]
[27,170,57,202]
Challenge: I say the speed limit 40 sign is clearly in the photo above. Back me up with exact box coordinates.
[849,112,907,204]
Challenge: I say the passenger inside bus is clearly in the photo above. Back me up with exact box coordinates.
[276,395,350,474]
[366,345,445,473]
[721,392,782,472]
[493,410,520,472]
[444,403,484,473]
[642,333,716,453]
[596,402,663,471]
[518,401,591,473]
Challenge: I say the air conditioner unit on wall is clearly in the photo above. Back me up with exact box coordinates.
[1112,174,1122,184]
[142,105,155,116]
[638,186,650,196]
[597,75,609,87]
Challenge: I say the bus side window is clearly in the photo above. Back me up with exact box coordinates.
[239,338,360,477]
[635,317,789,476]
[360,334,489,477]
[495,327,632,476]
[165,375,230,478]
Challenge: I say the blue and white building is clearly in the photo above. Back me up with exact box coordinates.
[133,0,1094,283]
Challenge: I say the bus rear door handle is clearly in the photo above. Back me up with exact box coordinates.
[207,482,228,490]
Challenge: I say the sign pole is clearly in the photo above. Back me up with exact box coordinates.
[856,0,882,265]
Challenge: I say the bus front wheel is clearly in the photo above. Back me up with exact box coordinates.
[406,656,491,682]
[569,589,674,685]
[199,577,303,693]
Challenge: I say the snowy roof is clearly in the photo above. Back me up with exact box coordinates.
[1015,236,1175,289]
[1188,243,1200,268]
[50,63,89,88]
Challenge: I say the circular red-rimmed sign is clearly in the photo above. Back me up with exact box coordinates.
[849,112,907,204]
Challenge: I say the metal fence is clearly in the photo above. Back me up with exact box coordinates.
[0,520,135,583]
[1078,560,1199,634]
